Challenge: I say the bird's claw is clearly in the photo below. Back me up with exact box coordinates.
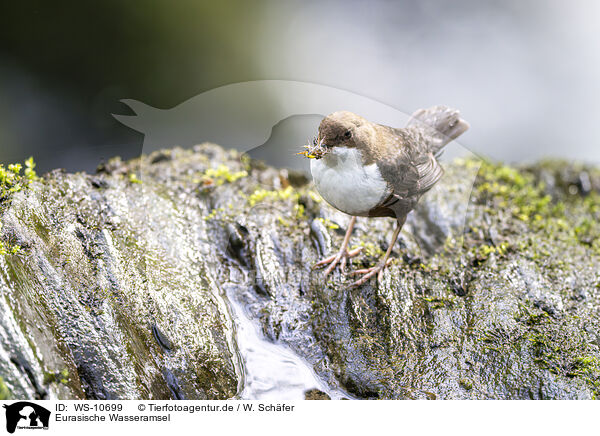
[313,246,363,276]
[347,258,393,287]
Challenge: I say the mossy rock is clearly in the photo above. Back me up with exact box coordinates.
[0,144,599,399]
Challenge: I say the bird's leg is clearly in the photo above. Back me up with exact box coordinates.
[348,216,406,287]
[313,216,362,276]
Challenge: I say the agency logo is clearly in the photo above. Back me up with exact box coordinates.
[2,402,50,433]
[114,80,482,269]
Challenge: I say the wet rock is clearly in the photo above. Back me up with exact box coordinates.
[304,388,331,400]
[1,145,599,399]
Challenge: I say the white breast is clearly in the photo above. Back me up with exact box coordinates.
[310,147,388,215]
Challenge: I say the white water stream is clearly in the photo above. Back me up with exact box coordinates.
[225,291,350,400]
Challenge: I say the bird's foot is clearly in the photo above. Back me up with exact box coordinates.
[313,246,363,276]
[347,258,394,287]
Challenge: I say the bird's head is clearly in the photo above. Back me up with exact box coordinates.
[298,111,367,159]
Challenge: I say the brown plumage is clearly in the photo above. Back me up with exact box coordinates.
[303,106,469,286]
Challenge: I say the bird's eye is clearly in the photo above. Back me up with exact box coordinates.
[344,130,352,138]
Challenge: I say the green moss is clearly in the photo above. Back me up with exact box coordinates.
[513,305,600,396]
[0,157,38,201]
[247,185,296,206]
[0,377,10,400]
[128,172,142,184]
[569,356,599,377]
[350,241,384,259]
[277,216,290,227]
[244,184,311,221]
[459,378,473,390]
[475,242,509,260]
[421,295,456,309]
[475,160,554,222]
[199,164,247,186]
[294,203,305,219]
[203,207,225,221]
[0,158,36,254]
[0,222,21,256]
[467,159,600,277]
[315,217,339,230]
[515,303,550,326]
[307,190,322,203]
[574,218,600,254]
[43,368,70,385]
[0,241,21,256]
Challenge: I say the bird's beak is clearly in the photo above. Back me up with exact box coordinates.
[297,137,328,159]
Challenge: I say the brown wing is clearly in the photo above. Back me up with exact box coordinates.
[370,153,440,220]
[411,151,444,196]
[376,132,444,200]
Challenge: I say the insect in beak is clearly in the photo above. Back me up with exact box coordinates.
[297,137,327,159]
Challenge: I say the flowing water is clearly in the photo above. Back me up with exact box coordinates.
[224,289,351,400]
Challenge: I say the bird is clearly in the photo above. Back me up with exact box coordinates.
[299,106,469,287]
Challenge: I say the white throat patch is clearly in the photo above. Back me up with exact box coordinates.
[310,147,388,215]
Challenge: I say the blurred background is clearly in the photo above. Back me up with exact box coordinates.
[1,0,599,173]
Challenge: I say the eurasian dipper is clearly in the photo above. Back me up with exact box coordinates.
[300,106,469,287]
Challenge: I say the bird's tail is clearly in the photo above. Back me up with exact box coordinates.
[406,105,469,156]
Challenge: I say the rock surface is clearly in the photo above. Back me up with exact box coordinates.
[0,144,599,399]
